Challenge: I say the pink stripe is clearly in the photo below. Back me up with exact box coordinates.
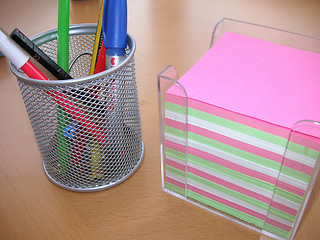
[270,201,298,216]
[188,166,271,204]
[189,123,313,175]
[282,158,313,175]
[289,130,320,152]
[166,158,186,172]
[166,176,185,189]
[188,185,266,220]
[276,181,305,197]
[188,145,277,185]
[165,140,186,153]
[165,118,186,130]
[166,157,298,216]
[265,218,292,232]
[189,123,283,163]
[166,117,313,175]
[166,94,289,138]
[166,93,187,107]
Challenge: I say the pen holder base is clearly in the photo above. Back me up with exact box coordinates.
[9,24,144,192]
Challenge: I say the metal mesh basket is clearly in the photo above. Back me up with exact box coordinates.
[9,24,144,192]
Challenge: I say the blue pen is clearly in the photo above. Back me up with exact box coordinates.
[102,0,127,69]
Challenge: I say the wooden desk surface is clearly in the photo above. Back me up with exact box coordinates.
[1,0,320,239]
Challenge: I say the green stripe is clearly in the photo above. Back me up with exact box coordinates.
[167,162,298,223]
[189,107,287,147]
[188,131,281,170]
[269,207,296,223]
[166,102,287,147]
[165,147,186,161]
[188,153,275,192]
[165,182,185,196]
[286,141,319,161]
[263,223,291,239]
[166,165,295,238]
[166,101,320,159]
[166,166,264,227]
[167,164,270,211]
[166,101,187,115]
[188,190,265,228]
[166,125,280,171]
[166,125,312,183]
[165,147,304,203]
[165,125,186,139]
[273,188,303,205]
[166,165,186,178]
[281,166,310,183]
[189,173,269,210]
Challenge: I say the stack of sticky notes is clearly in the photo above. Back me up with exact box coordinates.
[164,32,320,239]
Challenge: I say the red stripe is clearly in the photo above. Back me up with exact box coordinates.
[188,185,266,220]
[187,145,278,185]
[265,217,292,232]
[166,176,185,189]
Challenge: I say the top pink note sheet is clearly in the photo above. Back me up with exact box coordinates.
[168,32,320,129]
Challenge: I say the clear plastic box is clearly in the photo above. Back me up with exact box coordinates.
[158,18,320,240]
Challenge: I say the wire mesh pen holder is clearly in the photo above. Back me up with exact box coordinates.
[9,24,144,192]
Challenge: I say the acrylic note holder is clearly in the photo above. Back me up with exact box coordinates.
[158,18,320,240]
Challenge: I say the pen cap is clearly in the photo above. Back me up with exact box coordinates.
[104,0,127,50]
[0,29,29,69]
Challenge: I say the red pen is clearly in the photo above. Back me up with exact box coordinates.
[0,28,47,80]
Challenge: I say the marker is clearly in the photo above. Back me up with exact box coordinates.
[10,28,72,80]
[103,0,127,69]
[0,28,47,80]
[57,0,70,72]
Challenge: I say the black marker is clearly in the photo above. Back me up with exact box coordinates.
[10,28,72,80]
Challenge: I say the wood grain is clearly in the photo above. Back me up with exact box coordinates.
[1,0,320,239]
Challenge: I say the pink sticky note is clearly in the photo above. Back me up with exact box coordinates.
[168,32,320,129]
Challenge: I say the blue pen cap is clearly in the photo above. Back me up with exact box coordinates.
[103,0,127,51]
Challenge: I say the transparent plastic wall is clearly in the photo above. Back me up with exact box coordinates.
[158,18,320,239]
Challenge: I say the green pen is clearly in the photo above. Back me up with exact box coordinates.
[57,0,70,175]
[57,106,69,175]
[57,0,70,72]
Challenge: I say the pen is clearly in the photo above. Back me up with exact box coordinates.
[10,28,73,80]
[57,0,70,72]
[93,40,106,74]
[103,0,127,69]
[0,28,48,80]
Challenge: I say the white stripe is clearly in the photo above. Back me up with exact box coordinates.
[278,174,307,191]
[166,170,186,184]
[165,132,279,178]
[166,155,273,198]
[165,155,301,220]
[189,139,279,177]
[165,109,317,167]
[285,150,317,168]
[267,213,294,227]
[272,195,300,211]
[188,179,269,216]
[166,132,308,198]
[165,109,286,155]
